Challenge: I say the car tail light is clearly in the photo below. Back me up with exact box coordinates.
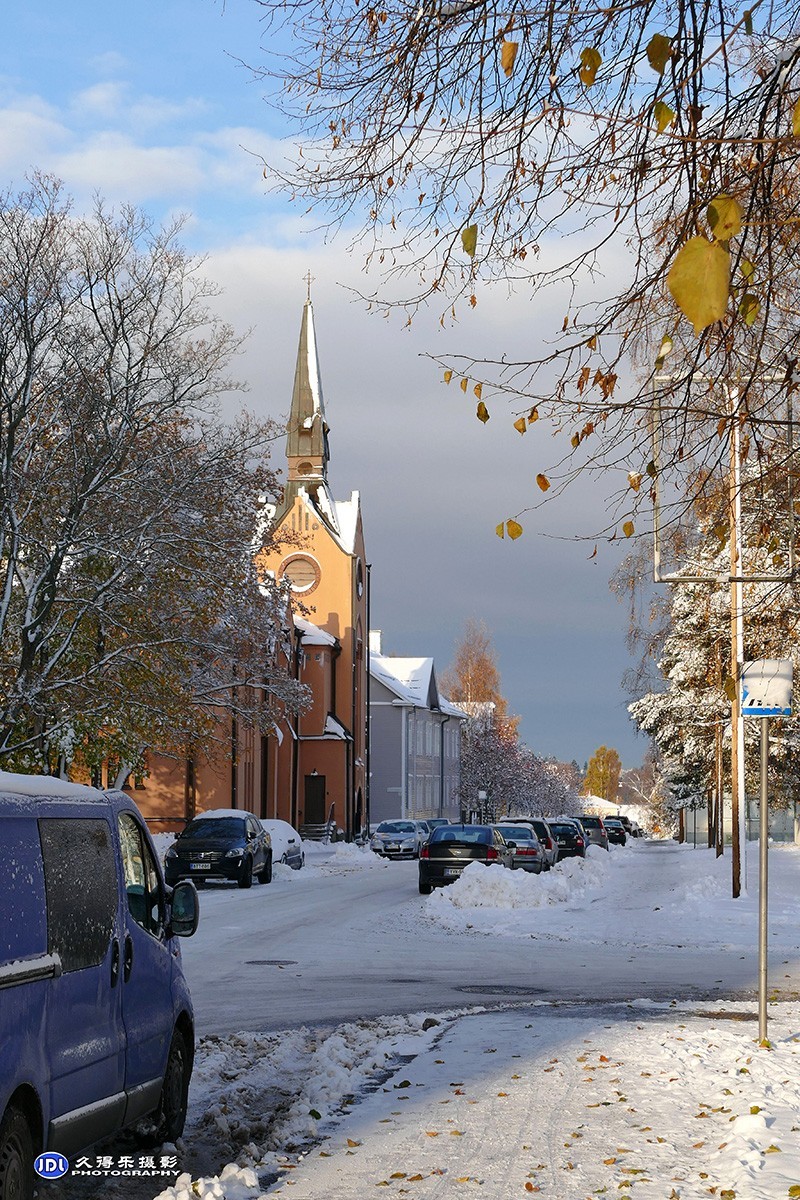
[517,847,538,856]
[576,837,584,846]
[420,845,430,859]
[486,846,499,861]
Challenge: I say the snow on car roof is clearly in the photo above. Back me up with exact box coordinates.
[0,770,102,799]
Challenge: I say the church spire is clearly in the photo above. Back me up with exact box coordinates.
[286,297,330,489]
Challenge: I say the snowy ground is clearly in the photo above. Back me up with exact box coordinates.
[53,838,800,1200]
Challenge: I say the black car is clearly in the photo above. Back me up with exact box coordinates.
[548,818,587,860]
[603,817,628,845]
[418,824,513,894]
[165,810,273,889]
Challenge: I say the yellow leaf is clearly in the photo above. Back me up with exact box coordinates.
[788,1186,800,1198]
[461,224,478,257]
[536,473,550,492]
[528,407,539,424]
[793,97,800,138]
[500,40,518,78]
[707,194,743,240]
[571,432,581,448]
[514,416,527,434]
[646,34,673,74]
[450,1129,466,1136]
[603,1157,617,1165]
[667,237,731,334]
[476,401,490,423]
[408,1175,424,1181]
[723,674,737,701]
[460,378,468,393]
[507,519,523,540]
[739,293,760,325]
[443,370,453,383]
[654,100,675,132]
[579,47,602,86]
[764,1145,781,1154]
[496,522,505,538]
[425,1130,440,1136]
[586,335,597,350]
[741,259,755,282]
[628,472,642,492]
[474,382,483,399]
[346,1138,361,1147]
[623,520,635,537]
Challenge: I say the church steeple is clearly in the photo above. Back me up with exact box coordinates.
[286,299,330,491]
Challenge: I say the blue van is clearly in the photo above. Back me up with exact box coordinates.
[0,772,199,1200]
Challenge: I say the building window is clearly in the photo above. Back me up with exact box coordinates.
[280,554,322,595]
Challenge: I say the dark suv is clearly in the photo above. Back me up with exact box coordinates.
[548,818,587,860]
[165,810,272,888]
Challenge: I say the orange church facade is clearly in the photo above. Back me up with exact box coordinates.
[137,299,369,839]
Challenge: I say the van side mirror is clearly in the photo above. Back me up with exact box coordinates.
[169,881,199,937]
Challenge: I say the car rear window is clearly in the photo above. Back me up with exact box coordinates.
[550,823,578,837]
[431,826,490,844]
[579,816,602,828]
[495,826,533,840]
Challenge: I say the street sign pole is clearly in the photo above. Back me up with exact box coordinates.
[759,715,769,1041]
[741,658,792,1045]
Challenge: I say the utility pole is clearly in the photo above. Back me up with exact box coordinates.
[728,386,745,897]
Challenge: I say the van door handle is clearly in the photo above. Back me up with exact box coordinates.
[110,940,120,987]
[123,934,133,982]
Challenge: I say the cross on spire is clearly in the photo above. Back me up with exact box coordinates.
[304,270,315,302]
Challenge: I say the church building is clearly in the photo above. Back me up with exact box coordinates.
[256,298,369,839]
[137,298,369,839]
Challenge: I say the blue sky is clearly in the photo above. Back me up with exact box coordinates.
[3,2,648,768]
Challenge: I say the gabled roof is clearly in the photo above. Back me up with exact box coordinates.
[370,652,467,718]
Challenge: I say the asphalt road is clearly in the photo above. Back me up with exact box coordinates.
[179,842,787,1036]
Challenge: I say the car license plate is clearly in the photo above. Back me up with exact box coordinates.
[189,862,211,870]
[444,867,461,877]
[387,844,399,852]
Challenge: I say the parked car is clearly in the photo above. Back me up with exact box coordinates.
[493,824,544,873]
[577,814,610,850]
[260,819,305,869]
[604,817,628,846]
[370,820,429,859]
[548,818,587,860]
[0,771,199,1200]
[425,818,452,829]
[616,814,633,833]
[165,810,273,888]
[418,824,514,893]
[497,817,558,870]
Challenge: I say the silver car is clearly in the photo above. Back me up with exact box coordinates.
[370,819,428,859]
[577,814,610,850]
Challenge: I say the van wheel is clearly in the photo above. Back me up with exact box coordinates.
[257,852,272,884]
[141,1032,190,1147]
[0,1106,34,1200]
[238,857,253,889]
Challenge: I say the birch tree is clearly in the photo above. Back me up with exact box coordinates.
[253,0,800,536]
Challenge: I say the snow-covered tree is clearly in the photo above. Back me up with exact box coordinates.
[628,472,800,810]
[0,176,307,776]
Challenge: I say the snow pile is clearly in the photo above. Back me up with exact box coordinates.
[154,1013,446,1200]
[428,843,622,924]
[317,843,390,873]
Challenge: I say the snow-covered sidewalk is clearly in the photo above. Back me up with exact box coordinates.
[160,1000,800,1200]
